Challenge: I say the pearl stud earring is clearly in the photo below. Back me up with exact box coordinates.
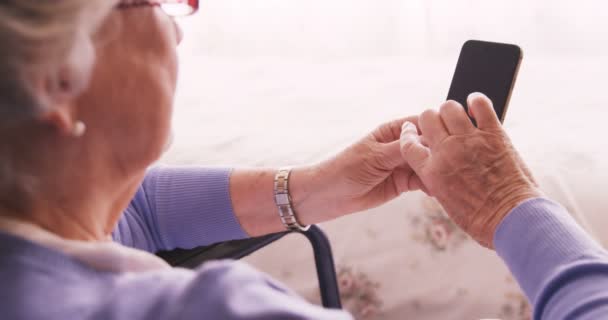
[72,121,87,137]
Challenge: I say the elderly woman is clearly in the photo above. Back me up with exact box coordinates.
[0,1,423,319]
[2,1,607,320]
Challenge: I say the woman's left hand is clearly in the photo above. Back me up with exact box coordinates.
[291,116,426,224]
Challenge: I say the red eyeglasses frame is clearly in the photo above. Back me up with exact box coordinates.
[117,0,199,16]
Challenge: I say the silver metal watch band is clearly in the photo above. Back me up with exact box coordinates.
[273,167,310,232]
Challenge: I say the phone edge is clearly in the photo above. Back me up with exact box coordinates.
[500,46,523,123]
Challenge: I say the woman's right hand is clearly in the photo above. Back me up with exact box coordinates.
[399,93,542,248]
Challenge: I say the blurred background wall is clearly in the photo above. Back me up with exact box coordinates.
[178,0,608,59]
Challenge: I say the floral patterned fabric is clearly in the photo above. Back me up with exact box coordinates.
[243,172,595,320]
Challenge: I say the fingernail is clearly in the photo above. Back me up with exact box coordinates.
[401,122,415,137]
[402,121,415,131]
[400,133,415,147]
[467,92,484,103]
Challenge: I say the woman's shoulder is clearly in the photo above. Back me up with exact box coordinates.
[0,241,349,320]
[113,260,350,320]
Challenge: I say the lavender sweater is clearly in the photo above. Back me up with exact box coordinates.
[0,167,606,319]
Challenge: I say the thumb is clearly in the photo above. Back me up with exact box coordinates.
[400,121,430,171]
[381,140,408,170]
[467,92,502,130]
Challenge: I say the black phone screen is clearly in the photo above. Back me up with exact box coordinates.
[446,40,522,123]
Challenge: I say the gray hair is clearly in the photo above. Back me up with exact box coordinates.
[0,0,116,125]
[0,0,117,213]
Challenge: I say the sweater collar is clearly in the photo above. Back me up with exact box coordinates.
[0,217,170,273]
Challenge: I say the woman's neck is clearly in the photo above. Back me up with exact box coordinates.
[0,204,111,241]
[0,173,142,242]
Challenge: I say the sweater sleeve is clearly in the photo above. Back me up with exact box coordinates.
[112,166,249,252]
[494,198,608,319]
[92,260,353,320]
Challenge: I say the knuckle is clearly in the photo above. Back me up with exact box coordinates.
[376,120,390,131]
[421,108,436,118]
[370,144,393,170]
[400,140,416,153]
[441,100,461,113]
[373,119,401,142]
[420,109,436,124]
[439,102,451,115]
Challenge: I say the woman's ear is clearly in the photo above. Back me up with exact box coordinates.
[37,68,84,136]
[38,105,75,136]
[37,31,96,136]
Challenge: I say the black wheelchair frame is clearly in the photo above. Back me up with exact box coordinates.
[157,225,342,309]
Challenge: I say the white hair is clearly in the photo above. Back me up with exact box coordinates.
[0,0,118,213]
[0,0,117,125]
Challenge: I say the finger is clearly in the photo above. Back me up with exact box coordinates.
[439,100,475,135]
[400,121,430,171]
[390,168,429,194]
[467,92,501,130]
[382,140,408,169]
[372,115,420,143]
[409,174,431,196]
[419,109,449,146]
[390,167,415,194]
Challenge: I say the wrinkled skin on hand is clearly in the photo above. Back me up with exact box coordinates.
[399,93,542,248]
[292,116,426,224]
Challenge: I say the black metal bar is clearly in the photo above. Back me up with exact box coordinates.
[157,232,288,268]
[300,225,342,309]
[156,225,342,309]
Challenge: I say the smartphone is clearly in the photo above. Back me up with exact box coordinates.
[446,40,523,124]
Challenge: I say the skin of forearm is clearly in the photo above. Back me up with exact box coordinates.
[229,119,417,237]
[229,167,321,237]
